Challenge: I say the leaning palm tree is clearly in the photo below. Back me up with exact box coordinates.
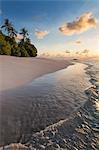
[1,18,13,36]
[20,28,29,42]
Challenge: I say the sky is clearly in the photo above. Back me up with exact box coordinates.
[0,0,99,57]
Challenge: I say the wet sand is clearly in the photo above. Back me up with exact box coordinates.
[0,56,71,91]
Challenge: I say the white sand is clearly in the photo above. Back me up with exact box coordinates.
[0,56,71,91]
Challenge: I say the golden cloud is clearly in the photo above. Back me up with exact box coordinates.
[59,12,97,35]
[35,30,49,39]
[65,50,70,53]
[75,40,81,44]
[82,49,89,53]
[75,51,79,54]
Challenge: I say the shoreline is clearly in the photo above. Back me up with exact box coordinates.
[0,55,72,91]
[0,62,90,147]
[83,61,99,87]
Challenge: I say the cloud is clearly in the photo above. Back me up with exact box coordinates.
[40,52,50,57]
[75,40,82,44]
[65,50,70,53]
[96,36,99,41]
[59,12,97,35]
[82,49,89,53]
[35,30,49,39]
[75,51,79,54]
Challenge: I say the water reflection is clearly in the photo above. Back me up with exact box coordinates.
[28,63,91,107]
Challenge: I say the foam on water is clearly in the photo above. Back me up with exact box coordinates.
[84,60,99,84]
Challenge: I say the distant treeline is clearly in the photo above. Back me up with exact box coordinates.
[0,19,37,57]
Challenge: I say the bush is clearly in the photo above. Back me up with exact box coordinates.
[0,32,38,57]
[25,43,37,57]
[11,47,21,57]
[0,33,11,55]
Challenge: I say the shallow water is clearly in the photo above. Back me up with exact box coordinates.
[28,62,91,106]
[0,62,93,145]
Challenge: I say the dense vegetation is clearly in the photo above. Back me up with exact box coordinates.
[0,19,37,57]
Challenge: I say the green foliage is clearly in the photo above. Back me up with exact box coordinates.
[0,19,38,57]
[11,46,21,57]
[0,33,11,55]
[24,38,37,57]
[18,43,29,57]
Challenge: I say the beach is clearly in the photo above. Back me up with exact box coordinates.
[0,59,98,149]
[0,56,71,91]
[0,60,92,146]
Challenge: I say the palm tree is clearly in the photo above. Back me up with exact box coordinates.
[1,18,13,36]
[20,28,29,42]
[9,27,17,38]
